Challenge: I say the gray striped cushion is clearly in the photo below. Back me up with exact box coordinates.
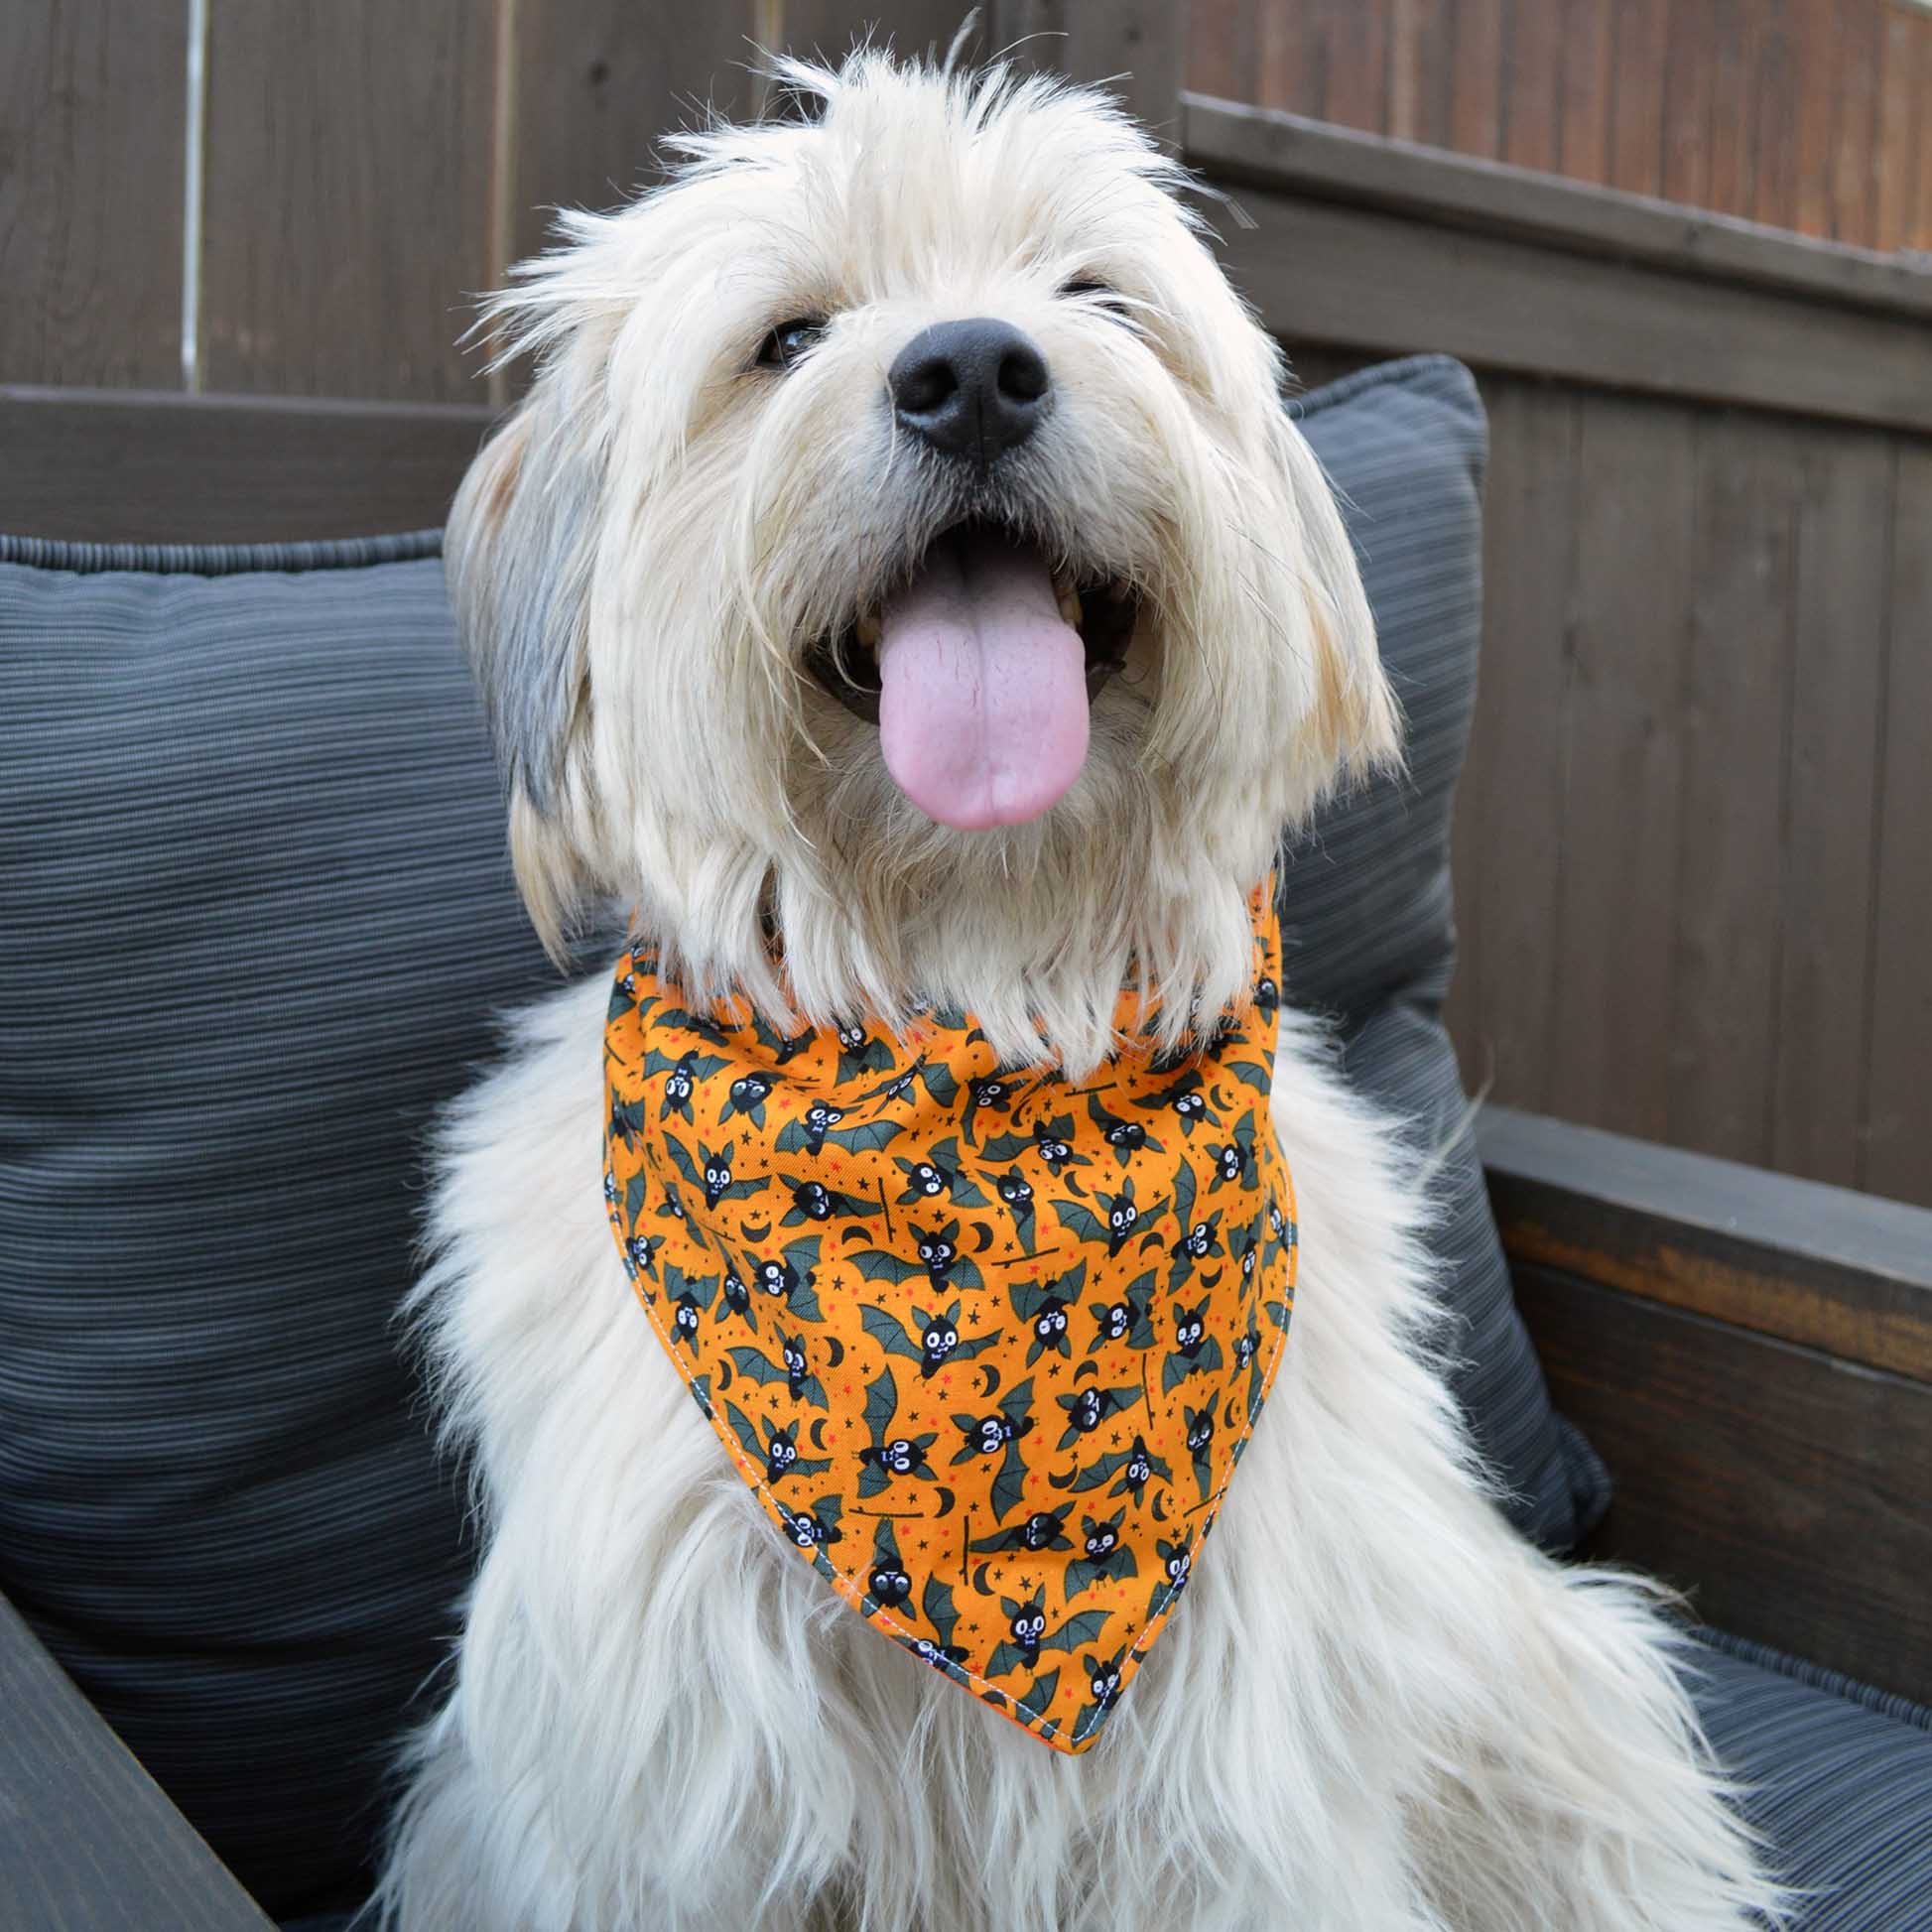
[0,535,558,1918]
[1292,356,1610,1545]
[1689,1631,1932,1930]
[0,355,1594,1918]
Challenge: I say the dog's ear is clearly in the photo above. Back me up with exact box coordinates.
[446,379,603,959]
[1267,409,1402,799]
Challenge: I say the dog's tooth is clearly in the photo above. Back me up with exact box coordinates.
[855,611,881,650]
[1058,586,1083,628]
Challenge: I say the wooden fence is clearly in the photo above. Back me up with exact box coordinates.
[3,2,1929,1209]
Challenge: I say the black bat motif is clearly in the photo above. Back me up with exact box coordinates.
[985,1596,1108,1678]
[831,1020,896,1085]
[862,1517,915,1614]
[968,1508,1071,1555]
[781,1177,872,1227]
[990,1167,1037,1250]
[900,1575,969,1674]
[749,1013,817,1065]
[663,1264,717,1353]
[949,1375,1034,1520]
[859,1297,998,1379]
[1086,1093,1164,1169]
[747,1235,825,1324]
[775,1101,903,1158]
[727,1334,827,1409]
[720,1070,779,1125]
[1183,1404,1217,1503]
[979,1112,1088,1178]
[1206,1115,1258,1193]
[851,1218,984,1292]
[1006,1263,1086,1365]
[641,1046,727,1120]
[654,1004,737,1047]
[894,1133,988,1208]
[723,1401,831,1487]
[1054,1381,1142,1450]
[1053,1431,1171,1505]
[1162,1300,1225,1393]
[854,1367,939,1496]
[1065,1511,1139,1600]
[1053,1177,1166,1257]
[1131,1068,1218,1135]
[1083,1271,1157,1353]
[960,1072,1020,1147]
[1071,1649,1127,1739]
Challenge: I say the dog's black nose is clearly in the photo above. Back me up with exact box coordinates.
[889,319,1051,464]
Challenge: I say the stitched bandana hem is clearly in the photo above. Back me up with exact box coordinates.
[601,889,1297,1753]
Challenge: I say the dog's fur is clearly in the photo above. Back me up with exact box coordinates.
[378,51,1782,1931]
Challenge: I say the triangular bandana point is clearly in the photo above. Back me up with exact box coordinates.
[601,887,1297,1753]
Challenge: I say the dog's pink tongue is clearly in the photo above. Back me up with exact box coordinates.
[877,529,1088,831]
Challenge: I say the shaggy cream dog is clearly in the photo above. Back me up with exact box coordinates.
[378,50,1780,1932]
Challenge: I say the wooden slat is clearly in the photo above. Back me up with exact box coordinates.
[1448,0,1503,161]
[1186,0,1253,106]
[1183,97,1932,323]
[0,1,187,388]
[1556,0,1612,186]
[1194,177,1932,434]
[0,1591,273,1930]
[0,387,493,544]
[1863,443,1932,1206]
[1660,0,1715,212]
[1874,1,1926,254]
[1498,0,1560,174]
[199,1,498,402]
[1792,0,1838,243]
[1608,0,1668,200]
[990,1,1192,134]
[1705,0,1755,225]
[1443,378,1577,1113]
[1515,1264,1932,1706]
[1772,432,1893,1189]
[1746,0,1800,234]
[1830,0,1882,248]
[1386,0,1454,152]
[1481,1104,1932,1383]
[1306,0,1388,135]
[1546,395,1693,1143]
[511,1,757,271]
[1670,415,1799,1168]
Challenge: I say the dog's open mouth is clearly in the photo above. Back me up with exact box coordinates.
[804,519,1139,832]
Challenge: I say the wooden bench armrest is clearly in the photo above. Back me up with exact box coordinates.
[0,1589,272,1929]
[1479,1105,1932,1706]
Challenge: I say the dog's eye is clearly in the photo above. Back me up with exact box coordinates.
[757,318,827,370]
[1060,278,1129,318]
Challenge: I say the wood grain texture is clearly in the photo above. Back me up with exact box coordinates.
[0,0,186,388]
[510,1,758,270]
[1772,432,1893,1189]
[993,0,1193,134]
[1183,99,1932,322]
[0,387,493,544]
[0,1590,273,1931]
[1481,1104,1932,1383]
[1863,442,1932,1206]
[1516,1263,1932,1706]
[1670,413,1798,1168]
[1199,181,1932,432]
[1443,378,1578,1113]
[199,1,498,401]
[1187,0,1932,254]
[1546,394,1693,1143]
[785,0,967,68]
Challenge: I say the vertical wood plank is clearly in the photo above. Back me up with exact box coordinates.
[1306,0,1390,135]
[1386,0,1456,151]
[511,2,757,271]
[1547,395,1695,1143]
[1450,0,1504,161]
[1830,0,1881,247]
[1772,432,1891,1188]
[1873,2,1923,254]
[1863,444,1932,1207]
[1188,0,1257,105]
[0,1,187,388]
[1748,0,1800,233]
[1609,0,1668,198]
[1706,0,1755,222]
[1661,0,1715,210]
[199,1,497,402]
[1500,0,1562,174]
[1256,0,1307,113]
[1916,19,1932,254]
[1445,379,1579,1111]
[1557,0,1613,185]
[1792,0,1838,243]
[995,0,1192,134]
[1670,413,1799,1168]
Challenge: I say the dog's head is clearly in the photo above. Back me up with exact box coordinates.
[450,50,1396,1073]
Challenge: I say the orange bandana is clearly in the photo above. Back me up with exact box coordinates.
[601,892,1296,1753]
